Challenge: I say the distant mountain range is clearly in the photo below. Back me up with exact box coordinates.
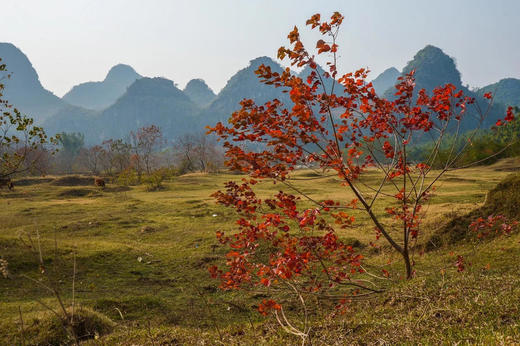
[1,42,518,144]
[44,77,202,143]
[44,57,290,143]
[62,64,141,110]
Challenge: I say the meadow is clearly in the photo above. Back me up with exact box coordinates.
[1,160,519,344]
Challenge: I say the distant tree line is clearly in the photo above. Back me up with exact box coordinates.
[50,125,225,180]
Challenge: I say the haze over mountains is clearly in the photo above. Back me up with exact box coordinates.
[0,41,518,144]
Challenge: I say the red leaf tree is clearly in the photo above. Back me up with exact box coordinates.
[208,12,514,330]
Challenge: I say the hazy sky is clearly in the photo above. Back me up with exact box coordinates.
[2,0,519,96]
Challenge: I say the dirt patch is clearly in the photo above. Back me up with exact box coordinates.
[43,199,99,205]
[0,191,37,198]
[58,188,100,198]
[14,177,54,186]
[51,175,94,186]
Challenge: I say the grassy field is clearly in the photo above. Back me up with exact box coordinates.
[0,163,519,344]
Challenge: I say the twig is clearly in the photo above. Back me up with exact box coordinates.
[146,320,156,346]
[71,251,76,327]
[18,306,26,346]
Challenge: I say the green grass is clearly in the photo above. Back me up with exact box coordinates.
[0,166,519,344]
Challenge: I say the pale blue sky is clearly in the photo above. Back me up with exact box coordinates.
[1,0,519,96]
